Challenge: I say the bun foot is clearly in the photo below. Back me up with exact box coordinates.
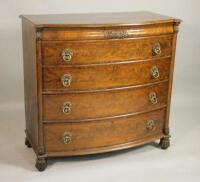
[25,137,32,148]
[159,136,170,149]
[35,157,47,171]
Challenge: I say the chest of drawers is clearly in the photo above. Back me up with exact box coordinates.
[20,12,181,171]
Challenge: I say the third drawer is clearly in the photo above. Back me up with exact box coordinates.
[43,81,168,121]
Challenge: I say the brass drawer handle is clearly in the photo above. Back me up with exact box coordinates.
[62,132,72,144]
[152,43,161,55]
[146,120,156,131]
[61,74,72,87]
[151,66,160,79]
[149,92,157,104]
[62,102,72,115]
[62,49,73,62]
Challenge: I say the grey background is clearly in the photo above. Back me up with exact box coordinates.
[0,0,200,181]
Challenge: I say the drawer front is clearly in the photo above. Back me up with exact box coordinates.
[43,58,170,91]
[41,36,172,65]
[43,82,168,121]
[41,25,175,41]
[44,108,165,153]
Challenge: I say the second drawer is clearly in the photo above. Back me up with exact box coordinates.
[43,58,170,91]
[43,82,168,121]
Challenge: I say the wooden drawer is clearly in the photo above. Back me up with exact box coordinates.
[41,35,173,65]
[43,82,168,121]
[44,108,165,153]
[43,58,170,91]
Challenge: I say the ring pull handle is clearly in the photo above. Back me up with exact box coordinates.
[61,74,72,87]
[62,102,72,115]
[146,120,156,131]
[62,49,73,62]
[149,92,157,104]
[151,66,160,79]
[62,132,72,144]
[152,43,161,55]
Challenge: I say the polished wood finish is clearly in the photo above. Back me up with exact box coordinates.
[41,24,175,41]
[22,18,39,150]
[43,57,170,91]
[20,12,181,171]
[19,11,178,28]
[44,108,165,153]
[41,36,172,65]
[43,82,168,121]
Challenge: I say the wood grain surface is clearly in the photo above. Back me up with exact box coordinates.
[20,12,181,170]
[19,11,180,28]
[41,24,175,41]
[44,108,165,153]
[21,18,39,150]
[43,57,170,91]
[41,35,173,65]
[43,81,168,121]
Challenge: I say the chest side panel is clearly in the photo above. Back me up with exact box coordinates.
[22,19,39,148]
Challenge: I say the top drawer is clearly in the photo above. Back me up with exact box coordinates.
[41,35,173,65]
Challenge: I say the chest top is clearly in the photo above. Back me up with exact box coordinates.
[20,11,180,28]
[20,11,181,41]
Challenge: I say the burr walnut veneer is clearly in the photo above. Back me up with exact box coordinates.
[20,12,181,171]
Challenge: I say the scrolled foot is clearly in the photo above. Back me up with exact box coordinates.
[159,136,170,150]
[35,157,47,171]
[25,137,32,148]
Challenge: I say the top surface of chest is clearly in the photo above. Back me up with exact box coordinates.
[20,11,178,28]
[20,12,180,42]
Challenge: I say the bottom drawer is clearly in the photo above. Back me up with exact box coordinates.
[44,108,165,154]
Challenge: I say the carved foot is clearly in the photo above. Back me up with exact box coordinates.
[25,137,32,148]
[159,136,170,150]
[35,157,47,171]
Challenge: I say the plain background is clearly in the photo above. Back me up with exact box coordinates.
[0,0,199,181]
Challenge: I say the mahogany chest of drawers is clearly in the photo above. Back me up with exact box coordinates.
[20,12,181,171]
